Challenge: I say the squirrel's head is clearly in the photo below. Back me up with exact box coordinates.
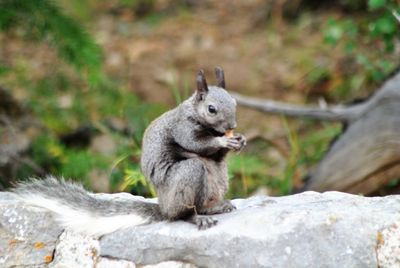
[193,67,237,135]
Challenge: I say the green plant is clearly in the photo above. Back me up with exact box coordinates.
[0,0,103,85]
[30,134,107,180]
[121,168,157,197]
[227,153,269,197]
[109,145,156,197]
[323,0,399,82]
[298,122,342,167]
[9,64,165,195]
[277,117,299,195]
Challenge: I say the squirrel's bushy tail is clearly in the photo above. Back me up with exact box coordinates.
[13,177,163,236]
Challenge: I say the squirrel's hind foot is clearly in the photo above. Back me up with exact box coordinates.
[189,215,218,230]
[200,200,236,215]
[217,200,236,213]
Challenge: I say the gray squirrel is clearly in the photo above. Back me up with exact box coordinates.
[13,67,246,236]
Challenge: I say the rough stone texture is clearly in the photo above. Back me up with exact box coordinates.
[142,261,197,268]
[0,192,62,267]
[49,231,99,268]
[377,221,400,268]
[97,257,136,268]
[1,191,400,268]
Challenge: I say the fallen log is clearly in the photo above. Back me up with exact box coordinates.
[232,71,400,195]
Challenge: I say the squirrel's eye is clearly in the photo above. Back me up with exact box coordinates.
[208,105,217,114]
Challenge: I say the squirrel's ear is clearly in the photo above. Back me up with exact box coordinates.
[196,69,208,101]
[215,66,225,88]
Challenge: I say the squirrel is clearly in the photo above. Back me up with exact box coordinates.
[13,67,246,236]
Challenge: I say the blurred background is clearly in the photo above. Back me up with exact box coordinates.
[0,0,399,198]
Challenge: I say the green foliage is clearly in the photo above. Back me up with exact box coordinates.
[12,63,166,195]
[227,120,342,197]
[30,134,64,172]
[108,145,156,196]
[324,18,357,48]
[0,64,9,76]
[228,154,268,179]
[298,124,341,166]
[278,118,299,195]
[306,67,331,85]
[227,153,269,197]
[0,0,103,85]
[169,74,191,105]
[118,0,156,10]
[121,168,157,197]
[60,149,104,179]
[278,120,341,195]
[368,0,387,10]
[323,0,399,82]
[30,134,107,180]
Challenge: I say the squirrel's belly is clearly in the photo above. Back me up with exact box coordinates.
[200,158,228,209]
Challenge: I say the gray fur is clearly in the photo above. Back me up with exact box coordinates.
[141,68,246,228]
[14,177,163,221]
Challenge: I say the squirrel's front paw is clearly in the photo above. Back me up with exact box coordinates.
[233,133,246,151]
[219,136,243,151]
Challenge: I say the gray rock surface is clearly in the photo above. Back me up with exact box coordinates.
[49,231,99,268]
[1,191,400,268]
[377,220,400,268]
[0,192,62,267]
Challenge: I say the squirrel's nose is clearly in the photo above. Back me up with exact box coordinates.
[228,122,237,130]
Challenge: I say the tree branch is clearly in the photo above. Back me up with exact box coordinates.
[230,92,368,122]
[231,71,400,123]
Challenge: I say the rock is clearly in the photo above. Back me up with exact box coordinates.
[97,257,136,268]
[142,261,197,268]
[0,193,62,267]
[49,231,99,268]
[377,221,400,268]
[1,191,400,267]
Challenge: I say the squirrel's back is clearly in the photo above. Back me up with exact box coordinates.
[140,98,195,186]
[141,107,176,184]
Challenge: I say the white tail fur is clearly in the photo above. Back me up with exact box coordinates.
[17,193,150,237]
